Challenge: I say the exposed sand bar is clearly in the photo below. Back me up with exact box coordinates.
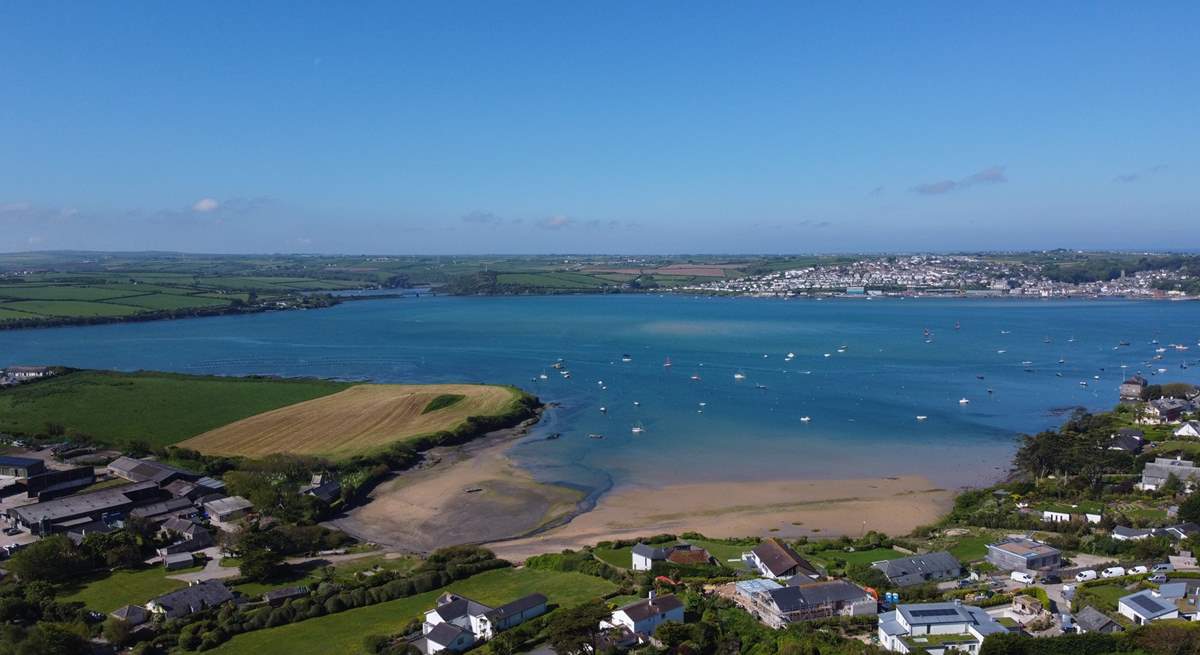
[329,418,954,559]
[485,475,954,561]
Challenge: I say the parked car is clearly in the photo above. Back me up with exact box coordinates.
[1040,574,1062,584]
[1152,563,1175,573]
[1076,570,1098,582]
[1011,571,1036,585]
[1060,613,1075,633]
[1101,567,1127,578]
[1149,574,1168,584]
[2,527,21,536]
[1129,565,1149,575]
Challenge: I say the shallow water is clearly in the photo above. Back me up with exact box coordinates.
[2,295,1197,495]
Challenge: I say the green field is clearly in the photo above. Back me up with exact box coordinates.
[947,534,993,562]
[809,547,904,567]
[1074,584,1128,611]
[58,566,190,613]
[109,293,231,310]
[593,538,756,570]
[0,370,349,446]
[0,285,138,301]
[212,567,618,655]
[234,555,421,597]
[1,299,144,318]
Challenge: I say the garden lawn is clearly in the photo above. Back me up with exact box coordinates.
[811,547,904,567]
[58,567,188,613]
[948,534,994,562]
[1074,584,1129,611]
[0,370,349,446]
[212,568,617,655]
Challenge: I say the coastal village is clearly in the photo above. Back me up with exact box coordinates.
[3,361,1200,655]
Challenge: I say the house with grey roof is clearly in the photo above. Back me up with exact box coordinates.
[1112,526,1153,541]
[631,542,714,570]
[744,538,820,579]
[872,552,962,587]
[475,594,547,639]
[604,593,684,636]
[1140,457,1200,491]
[1176,422,1200,439]
[1141,398,1190,425]
[107,456,198,486]
[1118,585,1185,625]
[1110,428,1146,454]
[146,580,233,619]
[748,580,876,628]
[1074,606,1122,634]
[423,622,475,654]
[204,495,253,522]
[985,537,1061,571]
[878,601,1008,654]
[419,590,548,648]
[110,604,150,627]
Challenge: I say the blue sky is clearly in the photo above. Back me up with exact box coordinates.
[1,2,1196,254]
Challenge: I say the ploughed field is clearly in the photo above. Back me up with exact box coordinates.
[181,383,521,458]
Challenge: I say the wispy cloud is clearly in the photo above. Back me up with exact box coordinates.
[911,166,1008,195]
[538,215,573,230]
[192,197,220,212]
[461,211,503,225]
[1113,164,1168,184]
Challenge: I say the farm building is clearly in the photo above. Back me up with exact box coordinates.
[204,495,253,521]
[0,455,45,478]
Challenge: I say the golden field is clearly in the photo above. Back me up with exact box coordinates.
[181,384,519,458]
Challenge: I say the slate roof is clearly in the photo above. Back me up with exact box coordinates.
[618,594,683,623]
[264,587,310,603]
[0,455,41,468]
[752,538,818,577]
[433,594,493,621]
[872,551,961,587]
[1074,606,1121,633]
[632,543,667,560]
[204,495,253,516]
[108,456,197,485]
[11,480,160,525]
[485,593,547,622]
[426,622,471,647]
[764,580,870,612]
[111,604,150,626]
[150,581,233,618]
[1113,526,1152,539]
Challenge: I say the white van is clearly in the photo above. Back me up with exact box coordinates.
[1011,571,1035,584]
[1101,566,1126,578]
[1129,565,1149,575]
[1075,570,1097,582]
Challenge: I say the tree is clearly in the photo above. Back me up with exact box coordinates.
[102,617,133,647]
[1179,492,1200,525]
[1162,473,1184,496]
[235,525,287,582]
[13,623,90,655]
[545,600,611,655]
[6,536,93,583]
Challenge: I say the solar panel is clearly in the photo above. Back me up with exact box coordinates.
[909,609,961,618]
[1129,595,1167,614]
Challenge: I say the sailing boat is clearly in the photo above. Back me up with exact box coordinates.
[631,423,645,434]
[690,372,702,381]
[663,357,672,368]
[733,372,746,380]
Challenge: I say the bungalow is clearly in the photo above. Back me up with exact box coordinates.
[877,601,1007,654]
[1176,422,1200,439]
[744,538,820,580]
[604,593,684,636]
[1121,376,1148,401]
[872,551,962,588]
[748,580,876,628]
[204,495,253,522]
[146,580,233,619]
[1118,584,1187,625]
[1110,428,1146,454]
[985,537,1061,571]
[1039,504,1102,524]
[1112,526,1153,541]
[1139,457,1200,491]
[1074,606,1122,634]
[163,552,196,570]
[110,604,150,628]
[299,473,342,504]
[631,542,714,570]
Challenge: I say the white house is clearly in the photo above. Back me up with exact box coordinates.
[631,543,667,571]
[603,593,684,636]
[419,591,548,652]
[1118,585,1185,625]
[1176,422,1200,439]
[877,601,1008,654]
[424,623,475,654]
[1041,507,1101,524]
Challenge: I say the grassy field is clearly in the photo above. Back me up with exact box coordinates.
[211,567,617,655]
[58,566,190,613]
[947,534,994,562]
[809,547,904,567]
[0,370,349,446]
[234,555,421,597]
[1074,584,1129,611]
[593,538,756,570]
[183,384,521,458]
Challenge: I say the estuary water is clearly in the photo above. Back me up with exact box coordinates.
[2,295,1198,494]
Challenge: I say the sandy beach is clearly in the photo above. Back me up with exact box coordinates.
[329,425,955,559]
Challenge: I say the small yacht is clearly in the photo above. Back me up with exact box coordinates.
[755,383,768,390]
[690,373,702,381]
[916,415,928,421]
[599,406,607,413]
[538,372,548,380]
[786,352,796,359]
[663,357,672,368]
[621,354,632,362]
[698,402,707,407]
[997,349,1006,354]
[958,398,970,404]
[631,424,645,434]
[1079,380,1088,386]
[733,372,746,380]
[633,401,640,406]
[824,353,832,358]
[588,433,604,440]
[800,416,811,422]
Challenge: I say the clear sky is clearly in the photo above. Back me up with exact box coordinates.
[1,2,1196,254]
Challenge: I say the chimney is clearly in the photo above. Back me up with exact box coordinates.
[648,590,656,600]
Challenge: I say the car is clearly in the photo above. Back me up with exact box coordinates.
[2,527,21,536]
[1011,571,1036,585]
[1040,574,1062,584]
[1101,566,1127,578]
[1149,574,1168,584]
[1153,563,1175,573]
[1075,570,1098,582]
[1129,565,1149,575]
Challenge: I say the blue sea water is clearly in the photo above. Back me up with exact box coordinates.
[1,295,1198,494]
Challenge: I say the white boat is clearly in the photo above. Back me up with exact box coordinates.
[916,415,928,421]
[597,380,604,385]
[786,352,796,358]
[698,402,707,407]
[733,372,746,380]
[631,424,645,434]
[633,401,640,406]
[691,373,701,381]
[823,353,831,358]
[837,348,846,353]
[663,357,672,368]
[599,406,607,412]
[800,416,811,422]
[958,398,970,404]
[621,354,632,362]
[538,372,548,380]
[1079,381,1088,386]
[997,350,1006,354]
